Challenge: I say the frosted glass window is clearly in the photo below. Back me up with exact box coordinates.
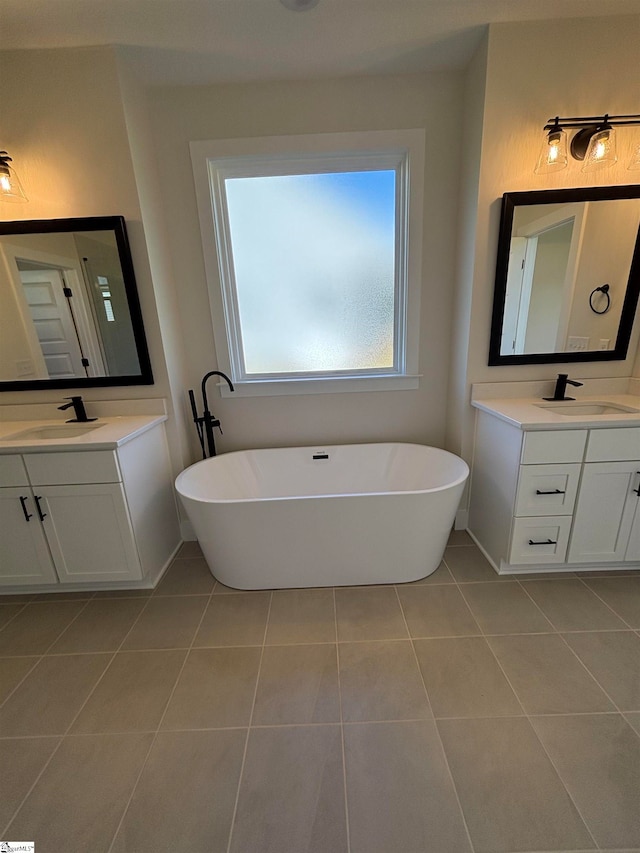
[224,171,396,375]
[192,129,425,395]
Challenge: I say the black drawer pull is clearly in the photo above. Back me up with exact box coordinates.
[34,495,47,522]
[528,538,557,546]
[19,495,33,522]
[536,489,565,495]
[634,473,640,496]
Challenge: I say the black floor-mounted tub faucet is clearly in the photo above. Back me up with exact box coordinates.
[188,371,234,458]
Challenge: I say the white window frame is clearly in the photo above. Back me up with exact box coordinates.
[191,129,424,397]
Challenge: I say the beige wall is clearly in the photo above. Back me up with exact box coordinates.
[150,72,464,459]
[0,48,173,420]
[569,200,640,348]
[448,15,640,475]
[445,34,488,458]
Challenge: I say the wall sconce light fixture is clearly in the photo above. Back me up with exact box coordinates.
[0,151,28,202]
[535,114,640,175]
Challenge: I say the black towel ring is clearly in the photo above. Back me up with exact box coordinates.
[589,283,611,315]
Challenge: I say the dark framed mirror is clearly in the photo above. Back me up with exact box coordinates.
[0,215,153,390]
[488,185,640,366]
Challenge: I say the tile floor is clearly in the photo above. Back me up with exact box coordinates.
[1,534,640,852]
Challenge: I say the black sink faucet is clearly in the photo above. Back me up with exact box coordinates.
[543,374,584,402]
[58,395,97,422]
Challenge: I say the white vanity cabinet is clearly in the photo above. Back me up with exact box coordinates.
[469,411,640,574]
[0,422,180,590]
[567,428,640,564]
[0,456,58,585]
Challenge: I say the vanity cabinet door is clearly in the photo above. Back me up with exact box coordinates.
[0,488,58,585]
[625,488,640,562]
[568,462,640,564]
[38,484,142,584]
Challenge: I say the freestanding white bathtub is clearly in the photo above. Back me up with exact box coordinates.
[175,443,469,589]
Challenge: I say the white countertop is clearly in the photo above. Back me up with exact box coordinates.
[0,414,167,453]
[471,394,640,430]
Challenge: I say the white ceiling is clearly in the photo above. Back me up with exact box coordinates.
[1,0,640,85]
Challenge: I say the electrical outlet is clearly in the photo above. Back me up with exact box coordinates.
[599,339,610,350]
[567,336,589,351]
[15,359,34,376]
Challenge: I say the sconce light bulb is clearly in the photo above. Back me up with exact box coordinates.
[581,126,617,172]
[535,128,568,174]
[593,133,609,161]
[0,154,28,202]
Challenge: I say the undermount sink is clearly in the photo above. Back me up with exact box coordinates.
[536,401,640,416]
[4,423,103,440]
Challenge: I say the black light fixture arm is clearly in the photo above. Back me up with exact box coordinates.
[543,114,640,131]
[188,370,235,459]
[541,114,640,165]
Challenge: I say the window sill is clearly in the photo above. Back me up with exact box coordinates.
[218,374,421,398]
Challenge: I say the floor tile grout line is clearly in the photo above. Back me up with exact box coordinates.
[574,575,638,630]
[452,576,601,851]
[0,731,65,840]
[1,589,141,839]
[516,580,631,717]
[0,600,29,633]
[2,583,192,841]
[225,590,274,853]
[518,572,634,631]
[4,708,639,741]
[0,655,43,711]
[513,575,581,632]
[432,710,626,722]
[4,623,638,662]
[105,583,218,853]
[34,596,94,655]
[0,595,98,711]
[393,583,477,853]
[333,586,352,853]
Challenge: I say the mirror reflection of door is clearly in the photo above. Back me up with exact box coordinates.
[19,266,88,379]
[501,237,527,355]
[524,219,575,353]
[501,203,585,356]
[75,234,140,377]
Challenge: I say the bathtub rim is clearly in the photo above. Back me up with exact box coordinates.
[175,441,470,505]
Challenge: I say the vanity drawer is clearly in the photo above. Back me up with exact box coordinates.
[521,430,587,465]
[0,454,29,487]
[509,516,572,565]
[585,427,640,462]
[24,451,122,485]
[515,464,581,516]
